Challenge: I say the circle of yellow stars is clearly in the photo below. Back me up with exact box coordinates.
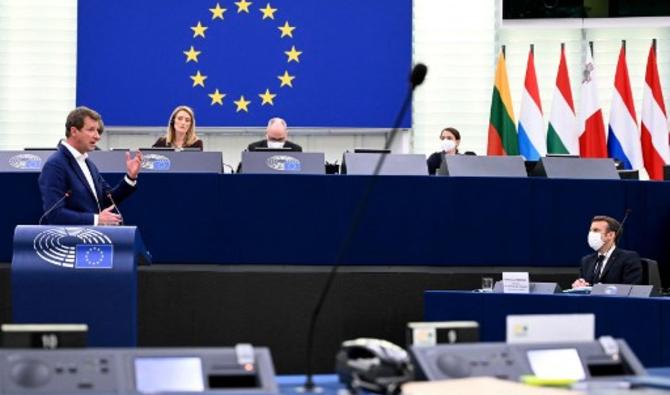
[181,1,302,113]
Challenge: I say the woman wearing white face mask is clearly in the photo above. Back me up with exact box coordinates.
[427,127,461,175]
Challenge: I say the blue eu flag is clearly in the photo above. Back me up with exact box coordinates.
[76,0,412,128]
[75,244,114,269]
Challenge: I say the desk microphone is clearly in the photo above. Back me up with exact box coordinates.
[617,209,632,243]
[301,63,428,392]
[621,209,631,227]
[106,193,124,226]
[38,191,70,225]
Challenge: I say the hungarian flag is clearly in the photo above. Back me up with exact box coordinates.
[578,46,607,158]
[608,43,643,170]
[487,50,518,155]
[547,45,579,155]
[518,46,545,160]
[641,40,670,180]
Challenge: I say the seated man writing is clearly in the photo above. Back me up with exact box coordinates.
[572,215,642,288]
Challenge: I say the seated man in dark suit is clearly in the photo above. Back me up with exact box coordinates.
[38,106,143,225]
[247,117,302,151]
[572,215,642,288]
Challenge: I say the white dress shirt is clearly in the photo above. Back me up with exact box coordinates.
[596,244,616,279]
[61,141,99,202]
[60,141,137,225]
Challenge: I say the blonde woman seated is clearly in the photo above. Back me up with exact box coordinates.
[152,105,203,150]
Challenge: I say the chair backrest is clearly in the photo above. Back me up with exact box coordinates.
[640,257,662,291]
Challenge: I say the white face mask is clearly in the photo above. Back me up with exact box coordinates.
[440,139,457,153]
[588,231,605,251]
[267,140,285,149]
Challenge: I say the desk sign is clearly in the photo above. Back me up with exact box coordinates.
[502,272,530,294]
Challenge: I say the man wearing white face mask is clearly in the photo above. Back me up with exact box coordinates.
[572,215,642,288]
[247,117,303,152]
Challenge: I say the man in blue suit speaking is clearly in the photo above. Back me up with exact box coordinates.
[38,107,143,225]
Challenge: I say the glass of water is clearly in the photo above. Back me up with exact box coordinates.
[481,277,494,293]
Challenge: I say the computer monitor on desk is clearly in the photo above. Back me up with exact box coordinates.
[353,148,391,154]
[341,152,427,175]
[138,147,203,152]
[240,151,325,174]
[532,156,619,179]
[0,150,54,172]
[438,155,527,177]
[89,151,222,173]
[249,146,300,152]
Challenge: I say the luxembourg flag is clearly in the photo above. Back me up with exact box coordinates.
[608,43,643,170]
[640,40,670,180]
[518,45,545,160]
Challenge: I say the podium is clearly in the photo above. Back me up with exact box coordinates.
[11,225,150,347]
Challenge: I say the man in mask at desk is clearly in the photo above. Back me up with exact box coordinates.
[572,215,642,288]
[247,117,303,152]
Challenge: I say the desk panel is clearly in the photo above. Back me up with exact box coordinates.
[424,291,667,367]
[2,174,670,271]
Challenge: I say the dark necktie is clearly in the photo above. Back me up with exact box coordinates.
[593,254,606,283]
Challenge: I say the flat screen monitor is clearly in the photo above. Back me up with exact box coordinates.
[353,148,391,154]
[527,348,586,380]
[24,148,56,151]
[135,357,205,393]
[139,147,203,152]
[249,146,297,152]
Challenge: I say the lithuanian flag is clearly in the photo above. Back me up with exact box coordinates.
[487,49,519,156]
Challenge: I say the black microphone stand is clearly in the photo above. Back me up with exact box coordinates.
[299,64,427,392]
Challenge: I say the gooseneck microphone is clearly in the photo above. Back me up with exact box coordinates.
[617,209,632,243]
[410,63,428,88]
[106,193,124,226]
[620,209,631,228]
[38,191,70,225]
[302,64,428,392]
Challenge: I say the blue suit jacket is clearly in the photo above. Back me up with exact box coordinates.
[579,248,642,285]
[38,144,136,225]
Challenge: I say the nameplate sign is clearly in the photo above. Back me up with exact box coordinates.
[502,272,530,294]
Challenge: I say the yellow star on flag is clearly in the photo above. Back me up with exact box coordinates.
[191,21,208,38]
[277,70,295,88]
[284,45,302,63]
[190,71,207,87]
[209,3,227,19]
[183,46,202,63]
[277,21,295,38]
[258,89,277,105]
[208,89,225,105]
[259,3,277,20]
[234,96,251,112]
[235,0,252,13]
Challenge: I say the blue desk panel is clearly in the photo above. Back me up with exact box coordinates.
[424,291,669,367]
[1,174,669,268]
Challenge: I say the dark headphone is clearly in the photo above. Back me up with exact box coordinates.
[335,338,413,395]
